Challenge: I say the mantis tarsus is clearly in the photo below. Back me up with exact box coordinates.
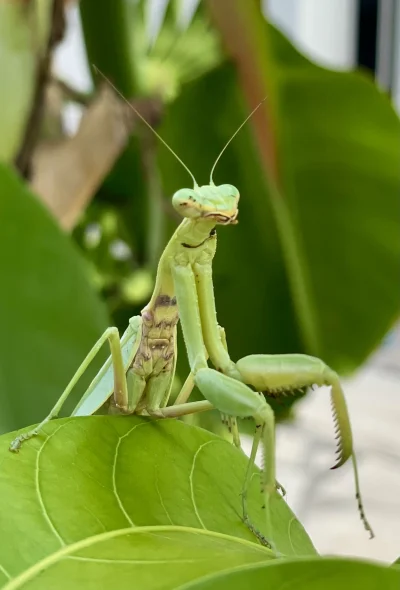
[10,77,374,550]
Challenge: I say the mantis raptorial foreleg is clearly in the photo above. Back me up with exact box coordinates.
[161,254,373,548]
[236,354,373,532]
[172,261,243,447]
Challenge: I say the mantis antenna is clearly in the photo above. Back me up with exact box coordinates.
[92,65,199,188]
[209,96,268,184]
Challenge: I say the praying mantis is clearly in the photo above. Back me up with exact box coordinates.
[9,79,374,551]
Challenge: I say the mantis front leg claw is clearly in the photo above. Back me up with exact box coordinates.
[236,353,374,539]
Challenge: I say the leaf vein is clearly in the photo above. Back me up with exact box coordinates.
[0,563,11,581]
[189,440,218,529]
[67,556,203,565]
[111,420,159,527]
[35,422,69,546]
[155,469,174,525]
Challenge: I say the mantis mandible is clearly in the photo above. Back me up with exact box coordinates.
[9,77,374,550]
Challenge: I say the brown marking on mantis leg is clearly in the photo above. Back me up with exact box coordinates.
[155,295,177,307]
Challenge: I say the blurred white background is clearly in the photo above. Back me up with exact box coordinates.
[54,0,400,562]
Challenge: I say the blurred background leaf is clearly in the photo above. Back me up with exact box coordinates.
[0,0,52,162]
[0,164,108,432]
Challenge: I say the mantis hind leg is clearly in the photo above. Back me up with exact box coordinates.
[139,370,175,415]
[9,327,128,452]
[109,368,146,415]
[193,367,278,550]
[220,414,240,447]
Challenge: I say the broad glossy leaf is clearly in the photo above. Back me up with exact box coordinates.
[159,20,400,373]
[180,557,400,590]
[1,527,273,590]
[0,165,108,431]
[0,416,315,581]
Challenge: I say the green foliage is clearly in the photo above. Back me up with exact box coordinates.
[0,165,108,432]
[0,417,313,584]
[0,1,51,162]
[182,558,400,590]
[269,25,400,370]
[0,529,272,589]
[1,417,398,588]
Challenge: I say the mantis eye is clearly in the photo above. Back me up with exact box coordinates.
[218,184,240,202]
[172,188,200,218]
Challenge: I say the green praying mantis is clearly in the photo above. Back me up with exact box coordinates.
[9,78,374,551]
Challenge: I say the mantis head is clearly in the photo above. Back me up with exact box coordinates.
[91,69,264,226]
[172,184,239,225]
[169,97,266,225]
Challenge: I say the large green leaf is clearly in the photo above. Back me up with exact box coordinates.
[180,557,400,590]
[0,165,108,432]
[269,24,400,370]
[0,416,315,582]
[158,17,400,374]
[1,527,272,590]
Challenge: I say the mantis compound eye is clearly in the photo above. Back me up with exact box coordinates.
[217,184,240,204]
[172,188,201,218]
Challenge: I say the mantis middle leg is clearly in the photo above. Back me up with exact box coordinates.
[9,326,130,451]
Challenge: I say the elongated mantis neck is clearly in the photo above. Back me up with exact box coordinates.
[175,218,217,246]
[146,217,216,312]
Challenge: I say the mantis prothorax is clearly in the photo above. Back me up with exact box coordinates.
[10,75,374,550]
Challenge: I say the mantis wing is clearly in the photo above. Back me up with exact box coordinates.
[72,317,142,417]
